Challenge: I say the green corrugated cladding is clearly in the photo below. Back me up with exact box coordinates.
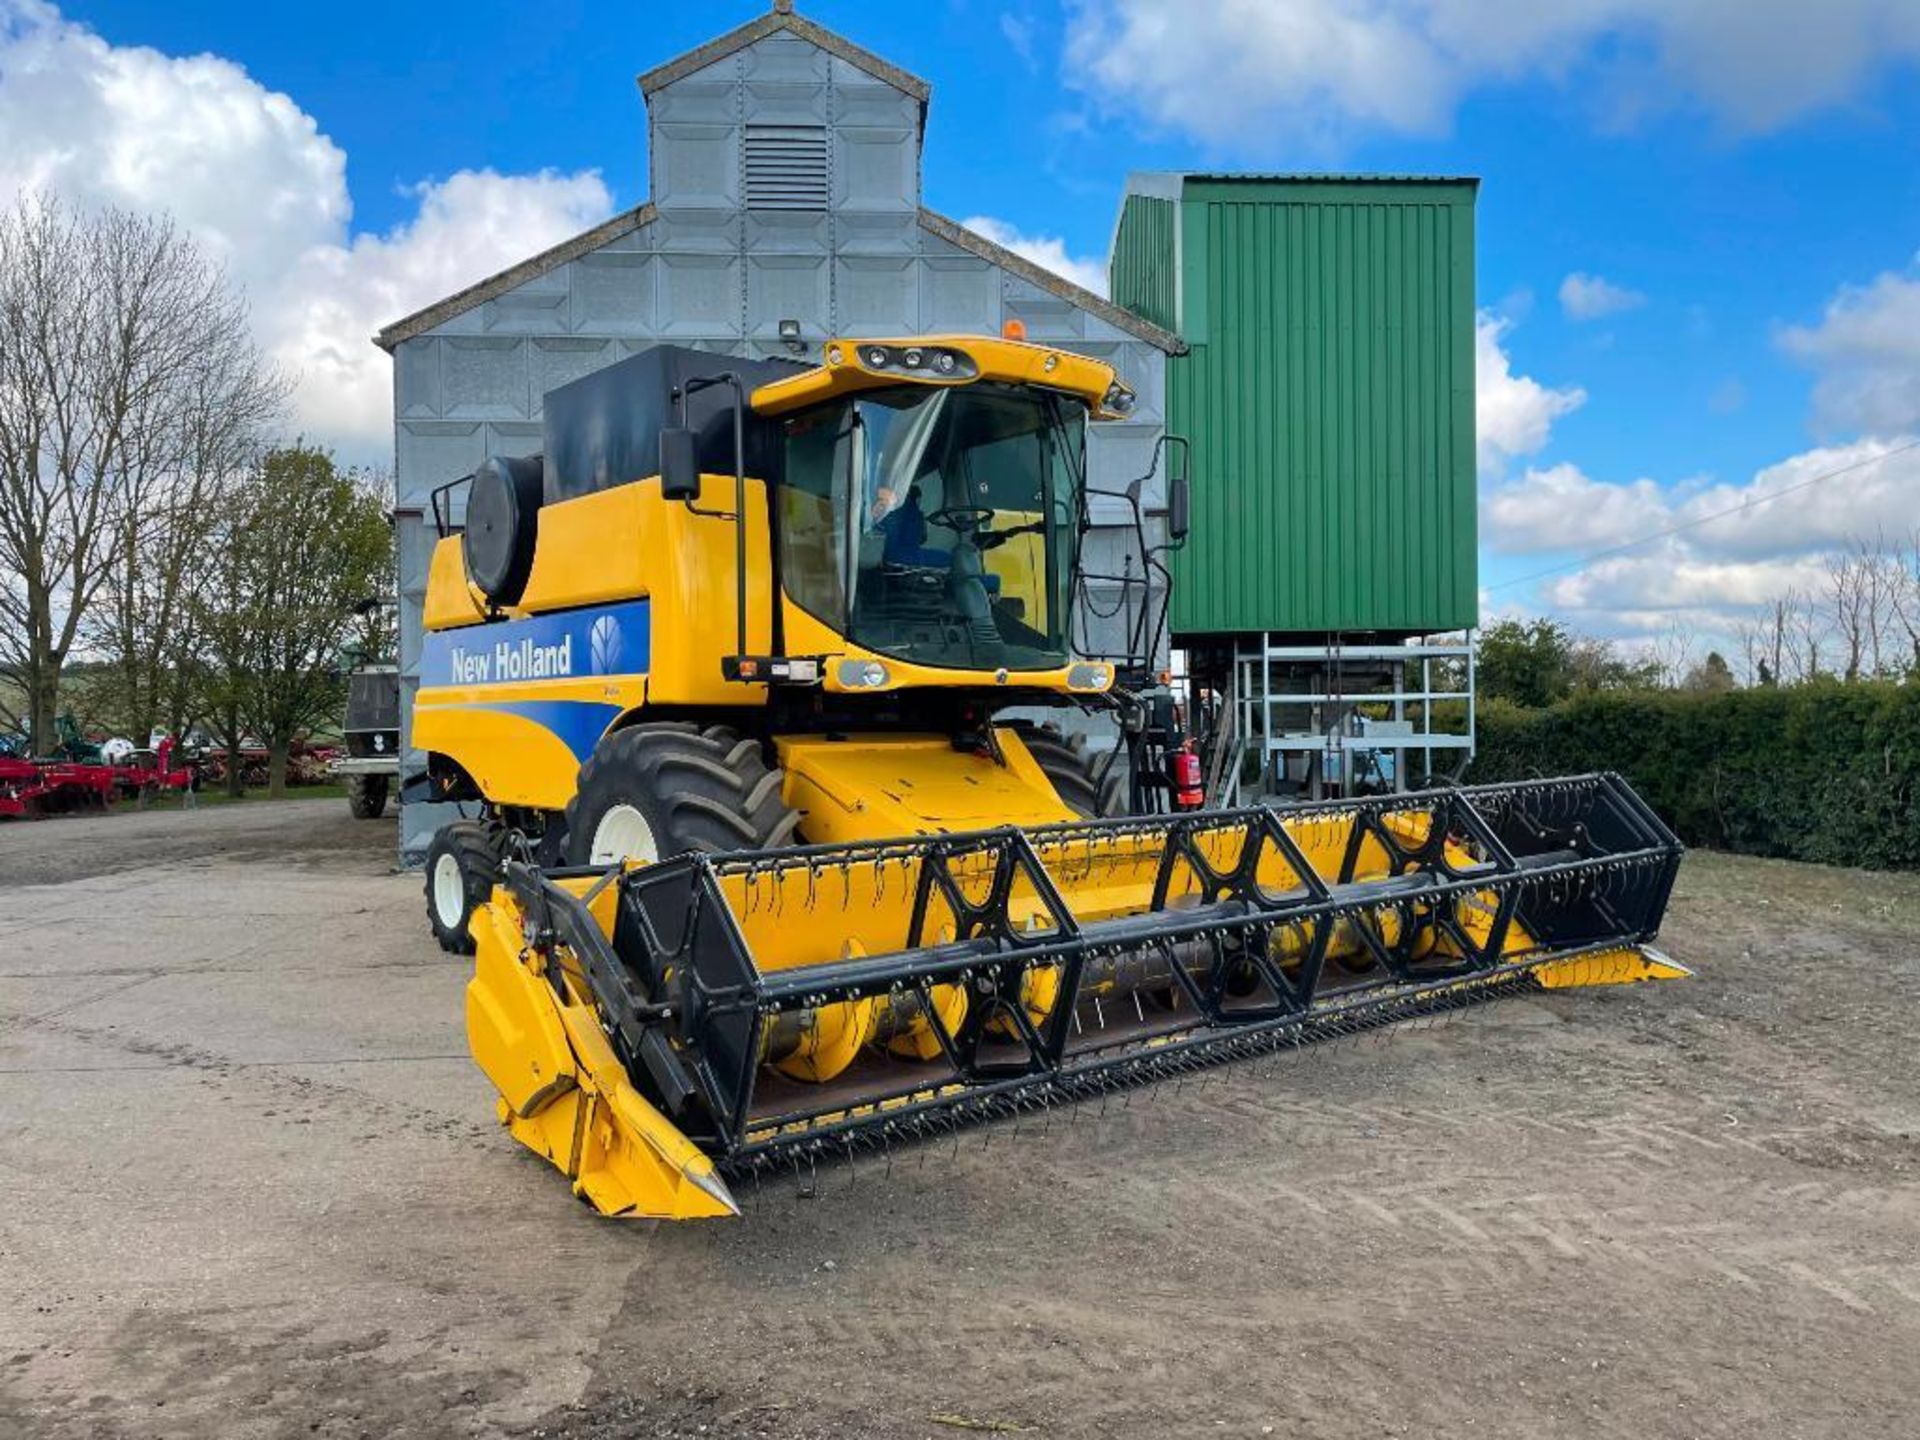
[1112,178,1478,638]
[1109,195,1177,333]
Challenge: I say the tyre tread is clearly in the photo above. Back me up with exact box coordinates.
[1022,723,1127,819]
[424,819,505,955]
[564,723,800,864]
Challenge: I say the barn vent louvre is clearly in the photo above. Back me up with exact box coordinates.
[743,125,830,211]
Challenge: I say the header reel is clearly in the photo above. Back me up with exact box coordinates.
[470,773,1684,1217]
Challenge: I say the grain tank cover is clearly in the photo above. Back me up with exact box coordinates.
[540,346,804,506]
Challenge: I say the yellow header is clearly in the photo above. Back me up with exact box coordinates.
[749,334,1138,421]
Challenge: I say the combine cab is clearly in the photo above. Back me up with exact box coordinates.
[414,335,1685,1217]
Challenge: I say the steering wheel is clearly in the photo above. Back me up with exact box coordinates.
[926,505,995,534]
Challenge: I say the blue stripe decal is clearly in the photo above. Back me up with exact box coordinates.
[448,699,623,763]
[421,600,651,688]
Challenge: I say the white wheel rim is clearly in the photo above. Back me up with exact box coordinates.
[591,804,659,865]
[432,853,467,928]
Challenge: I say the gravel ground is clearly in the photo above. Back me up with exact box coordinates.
[1,801,1916,1439]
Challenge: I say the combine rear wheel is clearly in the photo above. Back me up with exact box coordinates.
[425,820,504,955]
[1023,724,1126,819]
[564,723,799,866]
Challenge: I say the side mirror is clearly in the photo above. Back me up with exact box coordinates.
[1168,471,1191,543]
[659,426,700,501]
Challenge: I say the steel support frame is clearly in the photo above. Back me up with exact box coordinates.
[1233,634,1477,799]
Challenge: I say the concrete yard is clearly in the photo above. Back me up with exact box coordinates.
[2,800,1917,1439]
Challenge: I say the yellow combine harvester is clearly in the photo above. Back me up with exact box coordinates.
[414,334,1685,1218]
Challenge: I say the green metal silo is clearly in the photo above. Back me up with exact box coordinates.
[1111,173,1479,641]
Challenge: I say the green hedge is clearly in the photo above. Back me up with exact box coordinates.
[1469,682,1920,870]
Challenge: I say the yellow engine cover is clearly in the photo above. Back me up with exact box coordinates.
[775,729,1074,845]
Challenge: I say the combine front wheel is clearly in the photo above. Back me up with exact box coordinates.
[565,723,798,865]
[1023,724,1126,819]
[425,820,504,955]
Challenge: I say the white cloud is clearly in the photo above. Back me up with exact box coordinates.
[1483,462,1668,555]
[1538,545,1830,619]
[0,1,613,459]
[276,170,612,450]
[961,214,1107,297]
[1484,438,1920,659]
[1486,437,1920,563]
[1475,313,1585,473]
[1064,0,1920,150]
[0,0,347,301]
[1778,267,1920,436]
[1559,271,1645,321]
[999,13,1038,70]
[1671,438,1920,560]
[1492,256,1920,636]
[1063,0,1453,150]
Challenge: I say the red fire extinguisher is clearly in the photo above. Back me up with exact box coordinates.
[1169,741,1204,810]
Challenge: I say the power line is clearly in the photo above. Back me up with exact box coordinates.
[1485,437,1920,594]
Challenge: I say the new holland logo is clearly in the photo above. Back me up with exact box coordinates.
[590,613,624,674]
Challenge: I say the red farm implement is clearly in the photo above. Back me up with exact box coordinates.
[0,755,44,818]
[0,738,199,821]
[198,740,339,791]
[110,737,198,802]
[30,761,116,815]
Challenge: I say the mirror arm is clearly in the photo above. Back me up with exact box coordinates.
[677,372,754,672]
[668,380,740,521]
[1164,434,1192,548]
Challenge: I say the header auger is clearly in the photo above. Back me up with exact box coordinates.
[415,333,1684,1217]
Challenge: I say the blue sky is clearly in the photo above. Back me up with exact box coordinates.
[10,0,1920,662]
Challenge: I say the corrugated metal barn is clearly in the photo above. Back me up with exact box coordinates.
[1111,172,1479,641]
[376,4,1182,862]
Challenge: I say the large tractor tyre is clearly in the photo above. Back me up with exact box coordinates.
[462,454,544,607]
[564,723,800,867]
[425,820,505,956]
[348,774,390,820]
[1023,724,1127,819]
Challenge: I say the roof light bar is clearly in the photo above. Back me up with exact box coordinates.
[852,344,979,381]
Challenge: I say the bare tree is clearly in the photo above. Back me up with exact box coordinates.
[87,367,282,742]
[1823,550,1871,682]
[1853,535,1901,676]
[0,195,279,752]
[1887,529,1920,675]
[1778,587,1827,682]
[1644,619,1698,689]
[1732,618,1765,687]
[1763,596,1790,685]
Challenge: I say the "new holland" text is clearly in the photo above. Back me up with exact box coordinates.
[448,636,572,685]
